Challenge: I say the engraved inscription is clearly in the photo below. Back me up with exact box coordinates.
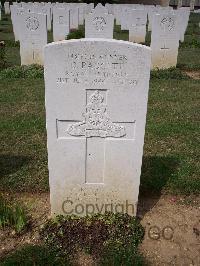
[56,52,139,86]
[67,90,126,138]
[26,17,40,31]
[59,16,64,24]
[160,17,175,31]
[93,16,106,31]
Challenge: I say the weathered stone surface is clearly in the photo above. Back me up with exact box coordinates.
[4,2,10,15]
[20,12,47,65]
[44,39,151,217]
[69,6,79,30]
[53,7,70,41]
[151,12,180,69]
[129,9,147,43]
[85,9,114,39]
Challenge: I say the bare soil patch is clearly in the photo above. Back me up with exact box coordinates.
[138,195,200,266]
[184,70,200,80]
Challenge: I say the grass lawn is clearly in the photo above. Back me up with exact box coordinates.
[0,14,200,195]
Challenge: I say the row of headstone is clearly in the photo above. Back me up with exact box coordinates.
[9,2,95,64]
[2,3,194,216]
[9,2,191,70]
[170,0,200,8]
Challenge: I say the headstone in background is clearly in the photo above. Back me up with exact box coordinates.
[129,9,147,43]
[10,5,25,42]
[85,3,94,15]
[190,0,195,10]
[44,39,151,217]
[19,12,47,65]
[53,8,70,41]
[151,13,180,69]
[113,4,122,25]
[4,2,10,15]
[85,8,114,39]
[77,3,87,25]
[35,3,51,31]
[177,0,183,8]
[176,7,190,42]
[105,3,114,14]
[69,6,79,30]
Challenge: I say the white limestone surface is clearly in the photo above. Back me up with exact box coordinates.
[53,8,70,41]
[85,11,114,39]
[20,12,47,65]
[151,13,180,69]
[4,2,10,14]
[128,9,147,43]
[44,39,151,217]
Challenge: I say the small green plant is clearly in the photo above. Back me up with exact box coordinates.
[67,28,85,40]
[40,212,145,265]
[0,65,44,79]
[0,195,28,233]
[150,67,190,80]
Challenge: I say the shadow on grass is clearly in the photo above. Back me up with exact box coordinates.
[137,155,179,217]
[0,154,30,177]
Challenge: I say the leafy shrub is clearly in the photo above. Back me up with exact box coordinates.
[40,212,145,265]
[0,244,69,266]
[151,67,190,80]
[0,65,44,79]
[0,195,28,233]
[0,41,6,70]
[67,28,85,40]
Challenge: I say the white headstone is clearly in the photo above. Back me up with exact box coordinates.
[34,3,51,31]
[178,0,183,8]
[105,3,114,14]
[113,4,122,25]
[190,0,195,10]
[151,13,180,69]
[77,3,87,25]
[53,8,70,41]
[128,9,147,43]
[176,7,190,42]
[4,2,10,15]
[44,39,151,217]
[86,3,94,15]
[10,5,25,42]
[93,3,108,14]
[19,12,47,65]
[69,6,79,30]
[85,10,114,39]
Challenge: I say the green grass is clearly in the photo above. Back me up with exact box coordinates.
[0,195,28,232]
[0,13,199,195]
[0,78,48,192]
[140,78,200,195]
[0,245,69,266]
